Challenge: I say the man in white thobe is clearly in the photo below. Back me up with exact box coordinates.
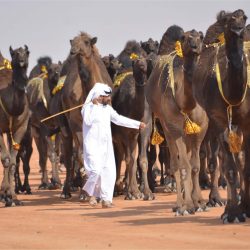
[81,83,145,208]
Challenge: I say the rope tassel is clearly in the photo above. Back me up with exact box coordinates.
[181,112,201,135]
[184,117,201,135]
[228,130,242,153]
[151,119,164,145]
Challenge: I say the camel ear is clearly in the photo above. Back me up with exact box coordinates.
[24,45,30,55]
[9,46,14,56]
[155,41,159,47]
[109,54,114,60]
[199,31,204,41]
[58,60,62,65]
[91,37,97,46]
[70,39,73,45]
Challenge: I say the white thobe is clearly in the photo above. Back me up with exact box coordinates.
[81,103,141,202]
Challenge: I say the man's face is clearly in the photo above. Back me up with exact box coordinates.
[100,95,111,106]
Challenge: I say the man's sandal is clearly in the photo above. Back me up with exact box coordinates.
[89,196,97,207]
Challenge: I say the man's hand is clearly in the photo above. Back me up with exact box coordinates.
[139,122,146,130]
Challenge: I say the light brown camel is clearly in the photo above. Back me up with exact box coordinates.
[146,25,208,215]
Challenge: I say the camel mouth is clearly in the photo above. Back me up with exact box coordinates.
[190,46,201,55]
[70,49,78,55]
[19,61,25,67]
[231,27,244,36]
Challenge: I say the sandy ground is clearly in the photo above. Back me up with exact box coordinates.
[0,145,250,250]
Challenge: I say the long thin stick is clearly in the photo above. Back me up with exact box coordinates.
[41,104,84,123]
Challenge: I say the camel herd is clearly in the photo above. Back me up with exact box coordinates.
[0,9,249,223]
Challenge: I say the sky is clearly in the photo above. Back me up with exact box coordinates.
[1,0,250,72]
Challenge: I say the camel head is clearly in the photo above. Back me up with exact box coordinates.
[181,30,204,56]
[227,9,247,37]
[70,32,97,59]
[140,38,159,54]
[9,45,29,69]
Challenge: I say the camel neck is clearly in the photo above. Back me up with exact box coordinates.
[12,65,28,91]
[180,54,198,113]
[225,31,245,103]
[225,32,244,69]
[133,68,147,87]
[183,54,198,80]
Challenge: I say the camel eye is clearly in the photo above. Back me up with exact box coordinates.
[232,15,237,20]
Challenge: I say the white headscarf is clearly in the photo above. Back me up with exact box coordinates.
[84,82,112,104]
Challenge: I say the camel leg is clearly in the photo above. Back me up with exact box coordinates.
[14,154,23,194]
[60,131,73,199]
[114,142,125,196]
[33,132,49,189]
[172,137,194,215]
[147,144,157,192]
[207,136,224,207]
[21,142,32,195]
[126,137,142,200]
[73,130,87,194]
[0,133,11,201]
[242,136,250,218]
[4,122,29,207]
[159,142,168,186]
[47,135,61,189]
[199,141,210,189]
[159,142,175,192]
[188,136,207,211]
[20,126,33,194]
[166,138,184,211]
[220,134,245,223]
[138,122,154,200]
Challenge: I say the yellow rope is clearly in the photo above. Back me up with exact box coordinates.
[52,75,66,95]
[244,41,250,88]
[113,71,133,87]
[205,32,225,48]
[27,76,48,109]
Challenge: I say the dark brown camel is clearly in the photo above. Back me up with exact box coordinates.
[112,44,154,200]
[0,52,33,195]
[146,26,208,215]
[27,58,62,190]
[0,45,30,206]
[140,38,172,192]
[51,32,113,199]
[102,54,122,81]
[193,9,250,223]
